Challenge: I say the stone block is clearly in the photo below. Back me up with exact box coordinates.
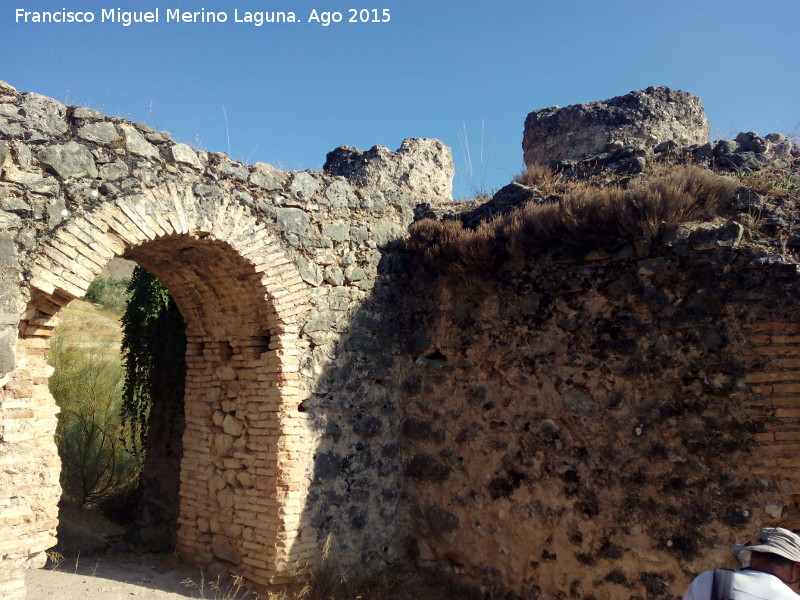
[20,92,68,136]
[276,208,310,235]
[249,162,287,191]
[169,144,203,169]
[324,138,454,203]
[0,325,17,374]
[119,123,159,158]
[38,141,98,180]
[523,86,709,166]
[77,121,120,144]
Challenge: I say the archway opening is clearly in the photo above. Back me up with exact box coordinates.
[46,262,156,557]
[18,228,311,586]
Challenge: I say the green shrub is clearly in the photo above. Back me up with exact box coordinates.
[48,330,143,507]
[121,267,186,450]
[83,276,131,313]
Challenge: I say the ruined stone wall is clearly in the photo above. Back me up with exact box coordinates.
[398,223,800,599]
[5,78,800,600]
[0,80,442,598]
[523,86,710,167]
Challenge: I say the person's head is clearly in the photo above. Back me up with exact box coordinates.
[749,550,800,585]
[736,527,800,585]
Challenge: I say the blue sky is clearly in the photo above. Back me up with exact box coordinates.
[2,0,799,198]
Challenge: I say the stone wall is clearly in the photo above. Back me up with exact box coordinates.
[4,78,800,600]
[398,216,800,598]
[325,138,454,204]
[0,80,450,598]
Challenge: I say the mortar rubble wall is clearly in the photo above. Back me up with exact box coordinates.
[0,82,431,595]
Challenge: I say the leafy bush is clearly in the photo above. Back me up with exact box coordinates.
[84,275,131,313]
[121,267,186,450]
[48,330,143,507]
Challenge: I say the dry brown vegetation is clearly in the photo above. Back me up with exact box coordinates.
[407,165,740,279]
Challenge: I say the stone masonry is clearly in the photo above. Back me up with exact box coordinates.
[3,79,800,600]
[0,80,451,599]
[324,138,454,204]
[523,86,710,166]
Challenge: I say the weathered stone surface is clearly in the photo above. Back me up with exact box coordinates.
[0,326,16,375]
[0,141,8,176]
[72,106,104,120]
[276,207,310,234]
[0,209,21,229]
[371,220,405,247]
[19,93,68,137]
[0,196,29,213]
[249,162,287,190]
[146,131,171,144]
[221,414,244,437]
[735,131,768,153]
[99,161,129,181]
[289,171,319,200]
[324,179,358,207]
[664,221,744,253]
[169,143,203,169]
[314,452,342,480]
[523,86,710,165]
[325,138,454,203]
[77,121,120,144]
[211,535,241,563]
[212,155,248,182]
[458,182,536,229]
[4,168,59,195]
[119,123,159,158]
[16,144,31,168]
[0,80,17,96]
[689,221,744,251]
[38,141,98,179]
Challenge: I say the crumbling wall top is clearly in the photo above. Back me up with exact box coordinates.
[523,86,710,166]
[324,138,454,203]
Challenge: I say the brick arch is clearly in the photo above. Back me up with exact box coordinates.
[12,183,315,590]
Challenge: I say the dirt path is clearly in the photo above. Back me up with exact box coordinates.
[24,552,256,600]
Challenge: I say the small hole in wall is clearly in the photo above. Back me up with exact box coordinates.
[425,349,447,361]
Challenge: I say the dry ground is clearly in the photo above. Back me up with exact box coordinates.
[25,552,225,599]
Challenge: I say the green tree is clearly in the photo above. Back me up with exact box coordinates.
[120,267,186,450]
[84,275,131,313]
[120,267,187,549]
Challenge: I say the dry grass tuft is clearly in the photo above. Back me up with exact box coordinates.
[514,163,563,195]
[408,165,739,281]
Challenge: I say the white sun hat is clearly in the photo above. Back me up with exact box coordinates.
[734,527,800,562]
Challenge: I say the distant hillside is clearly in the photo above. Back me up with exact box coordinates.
[100,258,136,279]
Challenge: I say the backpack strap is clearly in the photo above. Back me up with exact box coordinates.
[711,568,735,600]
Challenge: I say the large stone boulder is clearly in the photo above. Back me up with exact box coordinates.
[522,86,710,166]
[324,138,454,203]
